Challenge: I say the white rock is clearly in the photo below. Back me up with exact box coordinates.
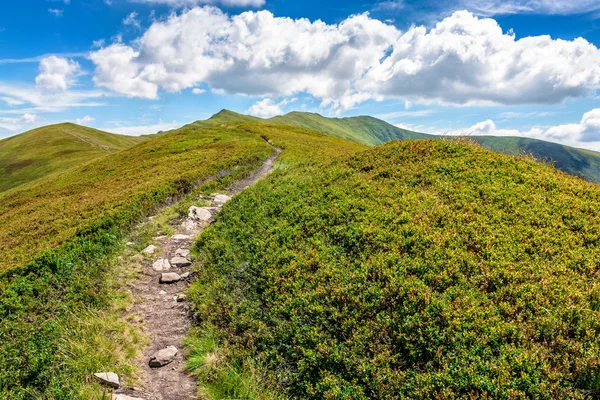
[175,294,187,302]
[171,256,192,268]
[113,395,144,400]
[213,194,232,205]
[172,234,192,241]
[94,372,120,388]
[159,290,167,295]
[148,345,178,368]
[160,272,181,284]
[188,206,213,222]
[175,248,190,258]
[152,259,171,271]
[141,245,156,255]
[180,272,190,279]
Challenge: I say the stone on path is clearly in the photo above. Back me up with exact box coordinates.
[213,194,232,205]
[172,234,192,241]
[180,272,190,279]
[160,272,181,284]
[152,259,171,271]
[188,206,213,222]
[171,256,191,268]
[113,395,144,400]
[141,245,156,255]
[148,345,178,368]
[175,294,187,302]
[159,290,167,295]
[93,372,120,388]
[175,248,190,258]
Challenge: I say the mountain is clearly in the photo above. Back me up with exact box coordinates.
[0,123,147,193]
[190,110,600,184]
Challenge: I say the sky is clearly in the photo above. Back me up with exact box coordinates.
[2,1,600,150]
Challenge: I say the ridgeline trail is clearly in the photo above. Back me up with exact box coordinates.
[112,144,282,400]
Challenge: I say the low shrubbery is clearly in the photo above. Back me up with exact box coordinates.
[190,139,600,399]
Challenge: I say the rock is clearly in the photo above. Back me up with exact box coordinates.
[175,294,187,302]
[180,272,190,279]
[152,259,171,271]
[160,272,181,284]
[188,206,213,222]
[153,235,167,241]
[159,290,167,295]
[141,245,156,255]
[93,372,120,388]
[175,248,190,258]
[213,194,232,205]
[181,219,199,231]
[113,395,144,400]
[126,241,134,246]
[171,256,192,267]
[172,234,192,241]
[148,345,178,368]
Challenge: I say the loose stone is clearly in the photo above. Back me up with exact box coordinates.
[160,272,181,284]
[170,256,191,267]
[152,258,171,271]
[93,372,120,388]
[148,345,178,368]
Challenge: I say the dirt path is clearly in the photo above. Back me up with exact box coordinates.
[112,144,281,400]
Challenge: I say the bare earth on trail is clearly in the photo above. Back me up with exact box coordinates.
[113,145,281,400]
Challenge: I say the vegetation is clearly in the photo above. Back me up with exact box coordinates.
[0,121,363,398]
[189,138,600,399]
[188,110,600,184]
[0,123,146,192]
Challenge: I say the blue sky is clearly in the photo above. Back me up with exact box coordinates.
[2,0,600,150]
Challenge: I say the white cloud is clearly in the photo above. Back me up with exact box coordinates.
[459,0,600,16]
[192,87,205,94]
[89,7,600,112]
[0,113,41,132]
[1,97,26,106]
[103,121,180,135]
[247,97,296,118]
[446,108,600,150]
[75,115,95,125]
[376,109,437,119]
[128,0,265,7]
[48,8,64,16]
[123,12,141,29]
[0,82,107,113]
[35,56,81,91]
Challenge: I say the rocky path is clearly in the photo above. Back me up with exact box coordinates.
[107,145,281,400]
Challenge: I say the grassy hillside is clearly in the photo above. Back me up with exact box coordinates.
[189,110,600,184]
[473,135,600,184]
[0,123,146,192]
[0,121,364,398]
[189,139,600,399]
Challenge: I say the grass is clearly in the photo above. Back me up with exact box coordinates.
[0,121,364,398]
[188,109,600,184]
[188,138,600,399]
[0,123,147,192]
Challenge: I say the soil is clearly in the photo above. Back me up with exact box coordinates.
[112,144,281,400]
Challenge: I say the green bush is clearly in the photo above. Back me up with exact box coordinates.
[190,139,600,399]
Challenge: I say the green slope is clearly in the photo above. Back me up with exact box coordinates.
[189,139,600,399]
[0,123,147,192]
[270,111,429,145]
[191,110,600,184]
[0,121,365,398]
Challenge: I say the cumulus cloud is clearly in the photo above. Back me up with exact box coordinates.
[103,120,180,135]
[89,7,600,111]
[75,115,95,125]
[192,88,205,94]
[0,113,40,132]
[447,108,600,150]
[48,8,64,16]
[247,97,296,118]
[128,0,265,7]
[35,56,81,91]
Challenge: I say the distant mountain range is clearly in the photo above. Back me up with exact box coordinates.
[3,109,600,194]
[188,109,600,183]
